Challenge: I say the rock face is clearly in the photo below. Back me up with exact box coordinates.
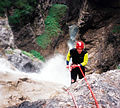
[12,0,52,56]
[0,1,120,108]
[0,18,43,73]
[8,69,120,108]
[66,0,120,73]
[0,69,64,108]
[5,48,43,73]
[0,0,119,73]
[10,0,68,57]
[4,0,119,73]
[0,18,14,49]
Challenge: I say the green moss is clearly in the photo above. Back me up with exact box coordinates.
[22,50,34,60]
[30,50,45,61]
[22,50,45,61]
[36,4,67,49]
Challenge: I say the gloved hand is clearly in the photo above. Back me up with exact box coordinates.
[78,64,82,67]
[72,64,78,68]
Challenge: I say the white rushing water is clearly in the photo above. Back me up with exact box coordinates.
[0,54,71,87]
[0,24,79,88]
[39,54,71,86]
[68,25,78,49]
[0,55,71,107]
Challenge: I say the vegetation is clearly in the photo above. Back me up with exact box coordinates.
[22,50,35,60]
[112,25,120,33]
[0,2,67,60]
[0,0,37,25]
[22,50,45,61]
[117,65,120,69]
[36,4,67,49]
[0,0,11,16]
[30,50,45,61]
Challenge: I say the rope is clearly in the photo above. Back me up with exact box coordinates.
[66,65,99,108]
[63,88,79,108]
[78,66,99,108]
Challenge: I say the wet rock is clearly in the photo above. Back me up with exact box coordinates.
[0,18,14,49]
[5,48,43,73]
[9,69,120,108]
[15,101,46,108]
[66,0,120,73]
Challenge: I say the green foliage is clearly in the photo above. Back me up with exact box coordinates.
[30,50,45,61]
[0,0,11,16]
[48,4,68,22]
[117,65,120,69]
[36,4,67,49]
[22,50,45,61]
[22,50,34,60]
[8,9,21,25]
[0,0,37,25]
[112,25,120,33]
[9,0,36,25]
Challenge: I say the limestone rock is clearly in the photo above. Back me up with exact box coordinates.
[9,69,120,108]
[0,18,14,49]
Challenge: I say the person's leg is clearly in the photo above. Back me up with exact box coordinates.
[78,66,85,79]
[71,68,77,84]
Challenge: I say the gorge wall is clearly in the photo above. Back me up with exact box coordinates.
[66,0,120,73]
[1,0,120,74]
[0,0,120,108]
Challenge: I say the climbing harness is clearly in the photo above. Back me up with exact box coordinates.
[65,65,99,108]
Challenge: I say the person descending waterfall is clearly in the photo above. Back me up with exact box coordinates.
[66,41,88,84]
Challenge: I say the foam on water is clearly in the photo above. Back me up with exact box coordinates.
[0,54,71,87]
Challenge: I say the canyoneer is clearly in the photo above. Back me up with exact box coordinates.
[66,41,88,84]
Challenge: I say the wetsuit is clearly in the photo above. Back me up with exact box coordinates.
[66,48,88,83]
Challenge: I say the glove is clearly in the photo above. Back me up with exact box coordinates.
[78,64,82,67]
[72,64,77,68]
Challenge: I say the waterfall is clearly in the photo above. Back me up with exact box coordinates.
[0,25,78,88]
[0,24,79,107]
[0,55,71,87]
[68,24,78,49]
[39,54,71,86]
[67,24,79,65]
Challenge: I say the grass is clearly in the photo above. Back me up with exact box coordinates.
[36,4,67,49]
